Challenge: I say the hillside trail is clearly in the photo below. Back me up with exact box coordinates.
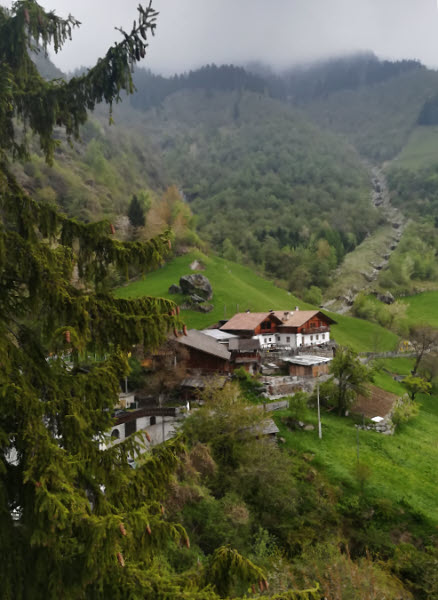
[322,165,407,314]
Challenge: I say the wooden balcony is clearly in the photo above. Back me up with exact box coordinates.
[300,326,330,335]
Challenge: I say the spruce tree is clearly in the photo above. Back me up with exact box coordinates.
[0,3,320,598]
[128,194,146,228]
[0,2,190,597]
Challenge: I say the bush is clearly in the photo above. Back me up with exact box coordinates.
[288,391,309,420]
[303,285,322,306]
[391,394,420,426]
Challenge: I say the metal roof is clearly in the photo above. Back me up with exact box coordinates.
[176,329,231,361]
[202,329,239,341]
[282,355,332,366]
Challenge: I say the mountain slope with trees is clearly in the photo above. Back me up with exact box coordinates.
[303,67,438,161]
[131,88,378,294]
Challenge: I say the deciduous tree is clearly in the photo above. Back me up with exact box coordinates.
[403,375,432,401]
[330,347,373,416]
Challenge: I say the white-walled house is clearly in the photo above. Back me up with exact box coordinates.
[220,309,336,350]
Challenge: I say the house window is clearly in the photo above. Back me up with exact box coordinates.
[150,416,156,426]
[322,334,325,340]
[316,335,319,340]
[111,429,120,439]
[310,336,313,341]
[269,338,272,342]
[286,337,290,343]
[276,336,280,341]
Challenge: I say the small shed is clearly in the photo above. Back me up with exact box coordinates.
[228,337,261,374]
[282,355,331,378]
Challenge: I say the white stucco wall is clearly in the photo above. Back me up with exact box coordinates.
[301,332,330,346]
[255,330,330,349]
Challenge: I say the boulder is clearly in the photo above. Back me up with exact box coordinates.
[377,291,395,305]
[179,274,213,300]
[190,294,205,304]
[168,284,182,295]
[195,303,214,313]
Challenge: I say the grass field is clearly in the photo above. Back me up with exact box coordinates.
[115,251,399,352]
[399,290,438,328]
[392,126,438,170]
[116,250,311,327]
[275,359,438,524]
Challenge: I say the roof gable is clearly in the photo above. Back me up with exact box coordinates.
[275,310,336,328]
[220,312,282,332]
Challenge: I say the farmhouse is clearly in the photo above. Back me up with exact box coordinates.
[176,329,232,374]
[220,308,336,349]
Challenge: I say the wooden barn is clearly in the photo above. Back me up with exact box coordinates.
[283,355,332,378]
[176,329,232,374]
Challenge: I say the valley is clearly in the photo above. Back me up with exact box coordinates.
[5,30,438,598]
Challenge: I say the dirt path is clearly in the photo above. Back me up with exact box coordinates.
[322,166,407,314]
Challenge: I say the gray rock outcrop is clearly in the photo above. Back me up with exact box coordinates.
[377,291,395,305]
[179,274,213,300]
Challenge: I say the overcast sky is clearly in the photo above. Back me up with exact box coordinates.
[6,0,438,73]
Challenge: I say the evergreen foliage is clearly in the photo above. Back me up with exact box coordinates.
[128,194,146,227]
[0,3,202,598]
[131,64,266,112]
[139,89,376,291]
[0,4,322,598]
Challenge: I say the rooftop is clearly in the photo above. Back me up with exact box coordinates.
[202,329,239,341]
[274,310,336,328]
[177,329,231,361]
[282,355,332,366]
[220,312,282,332]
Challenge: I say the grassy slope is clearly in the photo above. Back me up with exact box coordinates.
[392,126,438,170]
[366,290,438,330]
[276,359,438,523]
[115,250,398,351]
[400,291,438,327]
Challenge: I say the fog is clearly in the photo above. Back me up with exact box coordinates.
[5,0,438,73]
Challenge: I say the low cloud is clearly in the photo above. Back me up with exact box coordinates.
[9,0,438,73]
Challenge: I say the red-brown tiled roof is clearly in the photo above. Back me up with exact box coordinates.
[220,312,276,332]
[274,310,336,327]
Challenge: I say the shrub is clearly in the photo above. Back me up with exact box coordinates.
[391,394,420,426]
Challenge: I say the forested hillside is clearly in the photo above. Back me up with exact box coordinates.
[131,88,377,294]
[303,67,438,161]
[28,53,438,296]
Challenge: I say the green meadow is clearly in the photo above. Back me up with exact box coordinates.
[276,359,438,524]
[115,251,398,352]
